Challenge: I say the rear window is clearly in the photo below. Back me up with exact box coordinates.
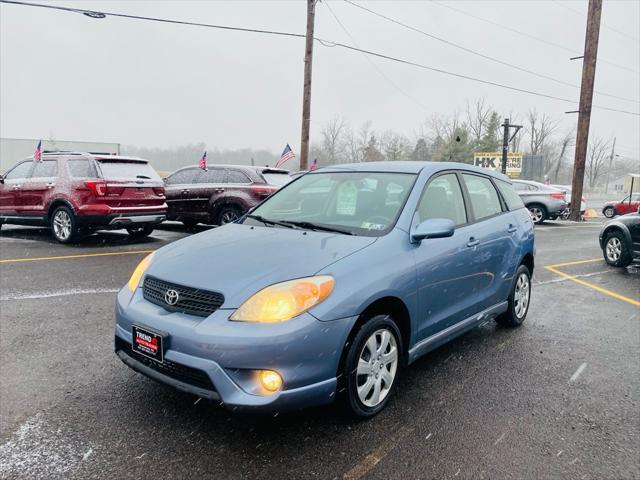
[97,161,160,181]
[496,179,526,211]
[68,160,97,178]
[262,172,292,187]
[227,170,251,184]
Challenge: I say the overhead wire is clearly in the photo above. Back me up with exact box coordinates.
[343,0,639,104]
[1,0,638,116]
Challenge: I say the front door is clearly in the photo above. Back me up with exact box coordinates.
[164,168,199,220]
[618,194,640,215]
[412,172,479,341]
[18,160,58,218]
[0,161,33,217]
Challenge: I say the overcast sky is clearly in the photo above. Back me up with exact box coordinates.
[1,0,639,159]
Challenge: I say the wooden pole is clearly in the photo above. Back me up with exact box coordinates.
[299,0,316,171]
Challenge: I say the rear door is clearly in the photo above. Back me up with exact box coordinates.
[18,159,58,218]
[95,160,165,210]
[0,161,33,216]
[185,168,226,221]
[460,173,518,310]
[164,168,199,218]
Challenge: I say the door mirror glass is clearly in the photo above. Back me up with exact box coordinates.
[411,218,455,243]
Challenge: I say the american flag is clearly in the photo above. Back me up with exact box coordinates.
[275,144,295,168]
[310,158,318,171]
[34,139,42,162]
[199,151,207,170]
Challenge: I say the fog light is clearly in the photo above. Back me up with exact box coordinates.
[258,370,282,393]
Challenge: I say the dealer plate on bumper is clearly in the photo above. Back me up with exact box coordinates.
[132,325,165,363]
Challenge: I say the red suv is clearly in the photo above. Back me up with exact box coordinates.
[164,165,291,227]
[0,152,167,243]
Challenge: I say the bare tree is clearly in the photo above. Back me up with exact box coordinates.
[466,98,493,147]
[546,129,575,182]
[379,131,411,161]
[585,136,611,189]
[320,116,347,165]
[525,109,559,156]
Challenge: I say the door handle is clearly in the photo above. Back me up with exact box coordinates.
[46,183,55,189]
[467,238,480,248]
[215,188,225,193]
[11,185,21,190]
[182,189,190,194]
[507,224,518,233]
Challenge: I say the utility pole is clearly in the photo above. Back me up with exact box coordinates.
[569,0,602,221]
[501,118,510,174]
[299,0,316,171]
[604,137,616,194]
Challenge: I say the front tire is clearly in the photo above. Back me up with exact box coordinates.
[603,206,616,218]
[50,206,79,244]
[342,315,402,419]
[528,204,547,225]
[217,205,243,225]
[603,231,631,267]
[496,264,531,327]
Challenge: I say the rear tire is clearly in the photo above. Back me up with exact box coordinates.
[50,206,79,244]
[496,264,531,328]
[527,204,547,225]
[341,314,402,419]
[603,206,616,218]
[603,231,631,267]
[181,219,199,229]
[126,225,154,238]
[217,205,243,225]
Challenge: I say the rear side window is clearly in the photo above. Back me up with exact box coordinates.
[417,173,467,226]
[262,172,292,187]
[226,170,251,184]
[30,160,58,179]
[166,168,197,185]
[461,174,503,220]
[496,180,525,211]
[97,161,161,181]
[198,169,225,183]
[68,160,97,178]
[4,161,32,180]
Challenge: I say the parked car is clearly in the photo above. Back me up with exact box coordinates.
[115,161,534,418]
[163,165,291,227]
[602,193,640,218]
[599,209,640,267]
[511,179,567,224]
[550,184,586,217]
[0,152,167,243]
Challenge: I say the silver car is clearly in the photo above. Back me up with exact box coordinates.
[512,180,567,224]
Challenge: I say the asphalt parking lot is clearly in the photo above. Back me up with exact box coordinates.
[0,220,638,480]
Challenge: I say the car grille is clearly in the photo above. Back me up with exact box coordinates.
[115,336,216,392]
[142,275,225,317]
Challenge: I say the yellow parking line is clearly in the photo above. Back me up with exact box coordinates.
[0,249,154,264]
[546,258,602,269]
[544,265,640,307]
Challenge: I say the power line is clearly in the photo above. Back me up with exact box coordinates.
[343,0,639,104]
[431,0,640,76]
[323,1,430,111]
[552,0,640,43]
[2,0,638,117]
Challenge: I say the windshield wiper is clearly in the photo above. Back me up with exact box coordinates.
[279,220,355,235]
[245,214,297,229]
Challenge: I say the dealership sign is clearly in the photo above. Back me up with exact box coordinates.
[473,152,522,176]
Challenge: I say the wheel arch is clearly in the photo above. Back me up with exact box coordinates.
[46,198,75,222]
[520,252,534,275]
[601,225,632,248]
[209,196,249,221]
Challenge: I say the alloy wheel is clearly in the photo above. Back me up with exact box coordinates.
[514,272,530,319]
[356,329,398,407]
[529,207,543,224]
[220,211,239,224]
[53,210,72,241]
[604,208,615,218]
[606,237,622,262]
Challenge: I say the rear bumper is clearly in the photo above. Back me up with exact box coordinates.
[76,211,166,228]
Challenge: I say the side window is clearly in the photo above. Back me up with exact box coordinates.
[495,179,525,211]
[68,160,97,178]
[199,169,225,183]
[226,169,251,184]
[166,168,197,185]
[30,160,58,179]
[461,174,503,220]
[512,182,526,191]
[4,161,33,181]
[416,173,467,226]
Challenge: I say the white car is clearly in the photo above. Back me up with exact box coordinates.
[550,184,586,214]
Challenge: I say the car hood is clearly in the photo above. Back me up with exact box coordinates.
[146,224,377,308]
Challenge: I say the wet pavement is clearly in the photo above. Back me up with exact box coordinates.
[0,220,638,479]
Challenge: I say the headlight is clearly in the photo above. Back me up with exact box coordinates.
[230,275,335,323]
[127,252,155,292]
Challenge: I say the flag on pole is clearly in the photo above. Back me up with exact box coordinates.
[275,144,295,168]
[34,140,42,162]
[310,158,318,171]
[199,151,207,170]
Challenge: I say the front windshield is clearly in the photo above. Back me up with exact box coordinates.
[243,171,416,236]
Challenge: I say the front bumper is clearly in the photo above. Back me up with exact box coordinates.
[115,287,357,412]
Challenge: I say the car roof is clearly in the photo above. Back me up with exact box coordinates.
[172,164,288,173]
[315,161,510,180]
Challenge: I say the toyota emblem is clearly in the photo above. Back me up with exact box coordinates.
[164,289,179,306]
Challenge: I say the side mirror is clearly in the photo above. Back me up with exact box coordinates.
[0,175,4,184]
[411,218,455,244]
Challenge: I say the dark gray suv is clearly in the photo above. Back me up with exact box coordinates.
[511,180,567,224]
